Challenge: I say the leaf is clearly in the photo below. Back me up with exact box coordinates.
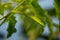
[29,16,45,26]
[54,0,60,20]
[0,4,4,15]
[23,15,45,37]
[7,14,17,38]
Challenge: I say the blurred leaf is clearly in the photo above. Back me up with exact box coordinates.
[29,16,45,26]
[23,15,45,37]
[7,14,17,38]
[7,15,16,38]
[0,12,17,37]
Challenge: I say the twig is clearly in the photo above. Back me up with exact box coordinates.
[0,0,24,20]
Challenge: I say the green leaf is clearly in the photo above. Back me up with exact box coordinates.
[7,15,17,38]
[54,0,60,20]
[23,15,45,37]
[29,16,45,26]
[0,4,4,15]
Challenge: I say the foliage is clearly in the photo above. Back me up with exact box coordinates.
[0,0,60,40]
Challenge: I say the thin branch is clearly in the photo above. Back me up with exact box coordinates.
[0,0,24,20]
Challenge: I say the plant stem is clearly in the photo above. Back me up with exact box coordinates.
[0,0,24,20]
